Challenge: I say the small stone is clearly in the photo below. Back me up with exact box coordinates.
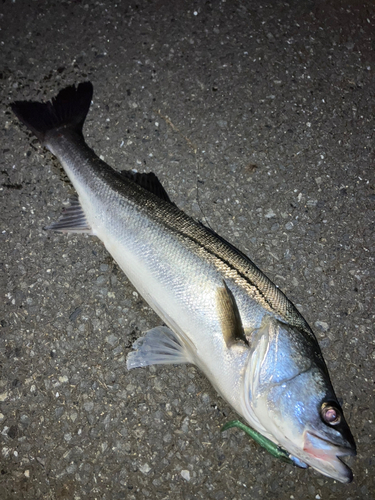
[306,199,318,207]
[153,379,164,391]
[20,414,30,424]
[181,470,190,481]
[181,417,189,434]
[24,470,30,478]
[66,463,76,474]
[83,401,94,412]
[265,208,276,219]
[201,393,210,404]
[315,321,329,332]
[112,345,123,356]
[139,463,151,474]
[163,433,172,443]
[55,407,64,418]
[106,334,118,346]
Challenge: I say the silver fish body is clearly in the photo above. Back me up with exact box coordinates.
[11,82,356,483]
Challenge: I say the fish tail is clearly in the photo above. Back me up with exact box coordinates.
[10,82,93,144]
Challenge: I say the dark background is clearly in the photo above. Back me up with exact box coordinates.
[1,1,374,498]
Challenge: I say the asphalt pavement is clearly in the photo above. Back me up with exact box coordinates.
[1,1,374,499]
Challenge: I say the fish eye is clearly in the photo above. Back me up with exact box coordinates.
[320,402,341,425]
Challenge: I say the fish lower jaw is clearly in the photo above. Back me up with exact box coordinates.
[302,430,355,483]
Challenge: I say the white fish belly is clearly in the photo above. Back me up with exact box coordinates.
[92,210,250,413]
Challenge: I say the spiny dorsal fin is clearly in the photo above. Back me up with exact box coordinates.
[44,195,93,234]
[216,281,249,348]
[120,170,173,204]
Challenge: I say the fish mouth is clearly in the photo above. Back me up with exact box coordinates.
[303,431,356,483]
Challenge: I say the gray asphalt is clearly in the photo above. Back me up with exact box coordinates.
[1,1,374,499]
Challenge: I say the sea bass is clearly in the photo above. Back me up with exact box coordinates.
[11,82,356,482]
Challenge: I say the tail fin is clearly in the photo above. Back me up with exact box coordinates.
[10,82,93,144]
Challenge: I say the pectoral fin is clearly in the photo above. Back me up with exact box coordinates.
[126,326,193,369]
[216,281,249,348]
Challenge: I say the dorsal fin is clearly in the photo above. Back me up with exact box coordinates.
[216,281,249,348]
[120,170,173,204]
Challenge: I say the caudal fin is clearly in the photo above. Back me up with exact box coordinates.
[11,82,93,144]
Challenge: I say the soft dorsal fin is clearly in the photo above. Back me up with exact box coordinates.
[216,281,249,348]
[120,170,173,204]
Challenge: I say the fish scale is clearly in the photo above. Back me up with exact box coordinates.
[47,122,306,338]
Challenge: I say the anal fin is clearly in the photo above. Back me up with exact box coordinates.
[126,326,193,369]
[45,195,93,234]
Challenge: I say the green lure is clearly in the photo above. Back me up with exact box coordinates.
[221,420,293,464]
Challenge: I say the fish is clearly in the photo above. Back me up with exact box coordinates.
[11,82,356,483]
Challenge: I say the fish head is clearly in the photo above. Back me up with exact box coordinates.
[245,316,356,483]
